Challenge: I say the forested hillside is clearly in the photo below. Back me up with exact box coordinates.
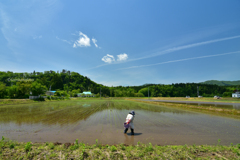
[200,80,240,86]
[0,70,109,98]
[0,70,238,98]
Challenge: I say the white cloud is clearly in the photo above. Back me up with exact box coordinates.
[117,51,240,70]
[84,34,240,70]
[102,54,115,63]
[33,35,42,39]
[86,53,128,70]
[56,36,71,44]
[92,38,98,48]
[117,53,128,61]
[73,32,91,48]
[130,35,240,62]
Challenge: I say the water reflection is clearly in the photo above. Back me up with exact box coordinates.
[124,134,134,144]
[83,104,91,107]
[0,100,240,145]
[0,100,191,125]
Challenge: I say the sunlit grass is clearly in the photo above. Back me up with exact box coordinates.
[149,97,240,103]
[0,137,239,159]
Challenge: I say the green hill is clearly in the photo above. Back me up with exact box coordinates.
[0,70,238,98]
[200,80,240,86]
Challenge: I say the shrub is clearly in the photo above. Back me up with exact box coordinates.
[70,139,79,150]
[50,153,57,158]
[95,139,98,146]
[110,145,117,152]
[24,94,30,99]
[9,143,15,149]
[48,143,55,149]
[54,91,61,97]
[237,143,240,149]
[223,92,232,97]
[38,97,45,101]
[25,142,32,152]
[75,139,79,145]
[120,144,126,150]
[145,143,154,152]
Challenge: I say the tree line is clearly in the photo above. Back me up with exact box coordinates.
[0,70,237,99]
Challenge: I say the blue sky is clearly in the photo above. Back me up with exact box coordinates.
[0,0,240,86]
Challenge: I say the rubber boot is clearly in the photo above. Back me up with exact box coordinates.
[124,128,128,134]
[131,129,134,135]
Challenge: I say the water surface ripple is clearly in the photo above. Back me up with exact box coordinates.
[0,100,239,145]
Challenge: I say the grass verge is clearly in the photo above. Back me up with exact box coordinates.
[0,98,74,106]
[0,137,239,159]
[150,97,240,103]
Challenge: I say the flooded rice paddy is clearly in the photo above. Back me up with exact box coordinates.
[138,99,240,110]
[166,102,240,110]
[0,99,240,145]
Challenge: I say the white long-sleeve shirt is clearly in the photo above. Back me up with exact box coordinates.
[125,113,134,129]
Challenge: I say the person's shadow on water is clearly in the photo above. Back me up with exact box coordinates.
[126,133,142,136]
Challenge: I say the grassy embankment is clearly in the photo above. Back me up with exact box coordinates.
[131,99,240,118]
[0,99,39,105]
[150,97,240,103]
[0,137,240,159]
[1,97,239,105]
[130,99,240,119]
[0,97,79,105]
[0,97,131,106]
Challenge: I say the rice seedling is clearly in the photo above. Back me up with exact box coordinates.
[1,99,240,148]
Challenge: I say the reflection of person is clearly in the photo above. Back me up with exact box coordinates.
[124,110,135,135]
[124,133,134,145]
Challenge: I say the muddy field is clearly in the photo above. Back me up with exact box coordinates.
[0,99,239,145]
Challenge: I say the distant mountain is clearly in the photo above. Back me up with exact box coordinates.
[200,80,240,86]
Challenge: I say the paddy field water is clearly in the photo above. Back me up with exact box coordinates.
[0,99,239,145]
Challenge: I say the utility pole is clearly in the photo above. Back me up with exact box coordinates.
[49,85,52,99]
[148,87,149,99]
[100,86,101,99]
[197,86,199,97]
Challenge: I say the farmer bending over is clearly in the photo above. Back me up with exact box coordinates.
[124,110,135,135]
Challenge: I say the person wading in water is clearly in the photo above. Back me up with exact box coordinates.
[124,110,135,135]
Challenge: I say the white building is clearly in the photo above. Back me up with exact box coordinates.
[232,92,240,98]
[77,91,94,97]
[46,91,56,96]
[214,95,221,99]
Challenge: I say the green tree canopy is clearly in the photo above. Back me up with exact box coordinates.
[31,81,47,96]
[0,82,6,98]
